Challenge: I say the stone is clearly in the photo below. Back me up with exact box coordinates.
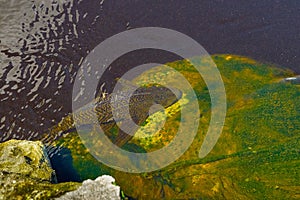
[57,175,120,200]
[0,139,81,199]
[0,139,56,182]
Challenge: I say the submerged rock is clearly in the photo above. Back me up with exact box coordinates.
[51,55,300,199]
[57,175,120,200]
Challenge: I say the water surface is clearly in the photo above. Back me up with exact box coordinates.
[0,0,299,141]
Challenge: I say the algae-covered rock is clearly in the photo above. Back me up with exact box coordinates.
[0,139,81,199]
[51,55,300,199]
[0,139,56,182]
[57,175,120,200]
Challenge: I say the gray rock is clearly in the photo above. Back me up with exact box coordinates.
[57,175,120,200]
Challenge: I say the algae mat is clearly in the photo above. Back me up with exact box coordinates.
[54,55,300,199]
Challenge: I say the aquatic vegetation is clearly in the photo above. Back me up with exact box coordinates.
[132,93,189,150]
[51,55,299,199]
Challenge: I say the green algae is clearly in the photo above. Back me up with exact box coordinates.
[52,55,300,199]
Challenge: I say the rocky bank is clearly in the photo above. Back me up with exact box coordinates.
[0,139,120,200]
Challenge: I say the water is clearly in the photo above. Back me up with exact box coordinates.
[0,0,299,141]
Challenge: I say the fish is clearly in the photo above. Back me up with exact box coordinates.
[40,81,182,153]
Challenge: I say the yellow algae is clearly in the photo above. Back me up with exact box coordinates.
[211,182,220,193]
[132,94,189,149]
[225,55,232,60]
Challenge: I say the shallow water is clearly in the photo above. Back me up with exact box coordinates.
[0,0,299,142]
[50,55,300,199]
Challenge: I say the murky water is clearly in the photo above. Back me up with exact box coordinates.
[0,0,299,141]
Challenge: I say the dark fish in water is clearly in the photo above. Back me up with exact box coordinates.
[40,83,182,153]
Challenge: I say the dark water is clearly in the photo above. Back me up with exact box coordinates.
[0,0,299,141]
